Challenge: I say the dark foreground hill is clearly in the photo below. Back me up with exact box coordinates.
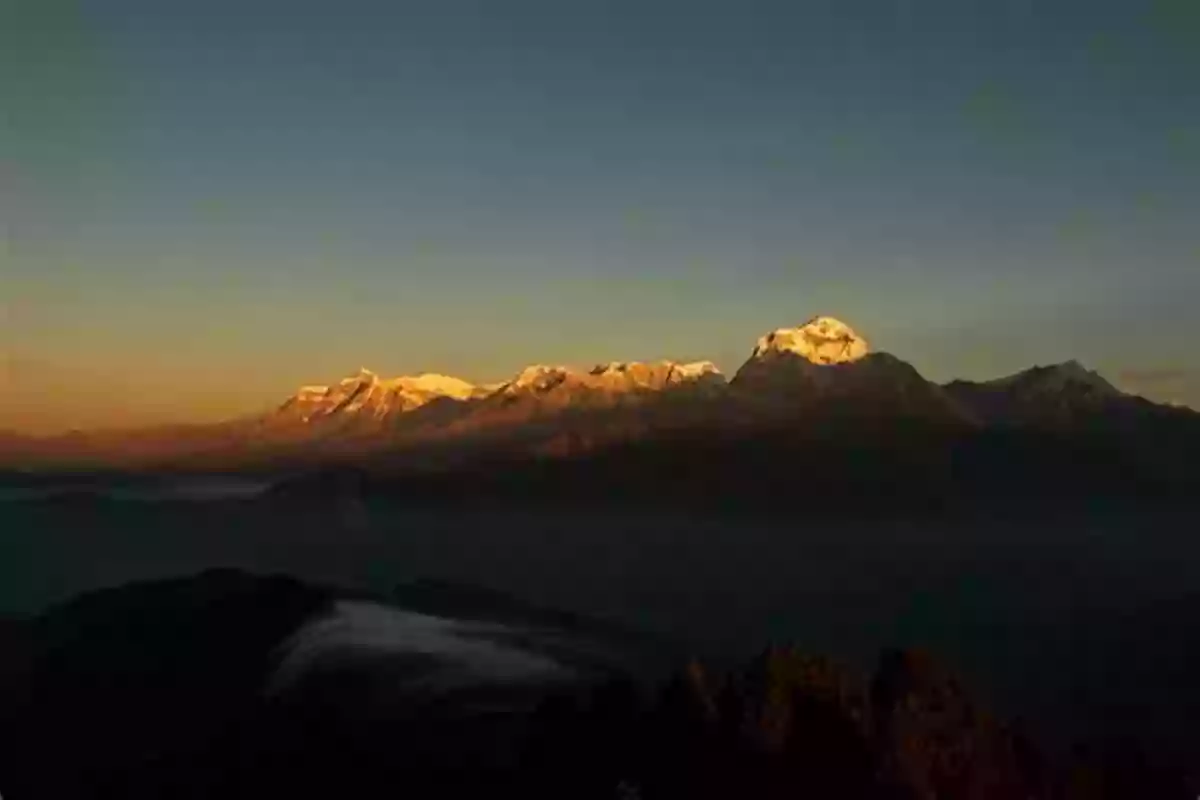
[0,570,1194,799]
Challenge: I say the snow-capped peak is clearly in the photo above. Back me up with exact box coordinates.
[495,360,726,399]
[751,316,870,365]
[279,368,482,424]
[673,360,722,379]
[587,360,722,380]
[504,365,575,393]
[340,368,379,386]
[517,364,571,379]
[383,373,478,400]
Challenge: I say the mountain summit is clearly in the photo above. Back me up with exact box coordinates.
[275,369,483,425]
[731,316,971,423]
[749,316,870,365]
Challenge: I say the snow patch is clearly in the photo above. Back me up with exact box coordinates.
[674,361,722,379]
[588,360,722,381]
[386,373,478,399]
[505,365,574,392]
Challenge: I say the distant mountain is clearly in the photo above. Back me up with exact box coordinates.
[254,359,723,439]
[248,317,1199,514]
[944,360,1126,425]
[3,315,1197,506]
[731,318,970,425]
[941,360,1200,494]
[273,369,485,426]
[449,359,723,419]
[218,358,732,469]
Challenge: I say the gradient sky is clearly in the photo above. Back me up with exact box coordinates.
[2,0,1198,432]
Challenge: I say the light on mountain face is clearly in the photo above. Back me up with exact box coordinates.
[750,316,870,365]
[271,317,877,436]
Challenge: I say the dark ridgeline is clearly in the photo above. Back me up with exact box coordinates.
[0,570,1195,799]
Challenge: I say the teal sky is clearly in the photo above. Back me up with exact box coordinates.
[2,0,1198,432]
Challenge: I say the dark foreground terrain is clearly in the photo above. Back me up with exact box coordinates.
[0,568,1195,799]
[2,441,1199,800]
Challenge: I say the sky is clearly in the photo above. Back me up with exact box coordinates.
[2,0,1198,432]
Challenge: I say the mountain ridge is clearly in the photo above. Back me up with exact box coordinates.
[2,316,1196,492]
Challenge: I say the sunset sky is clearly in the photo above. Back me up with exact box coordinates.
[2,0,1198,433]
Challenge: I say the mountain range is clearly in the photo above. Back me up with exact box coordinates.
[3,315,1198,511]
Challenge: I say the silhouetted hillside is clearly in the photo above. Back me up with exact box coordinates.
[1,571,1195,799]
